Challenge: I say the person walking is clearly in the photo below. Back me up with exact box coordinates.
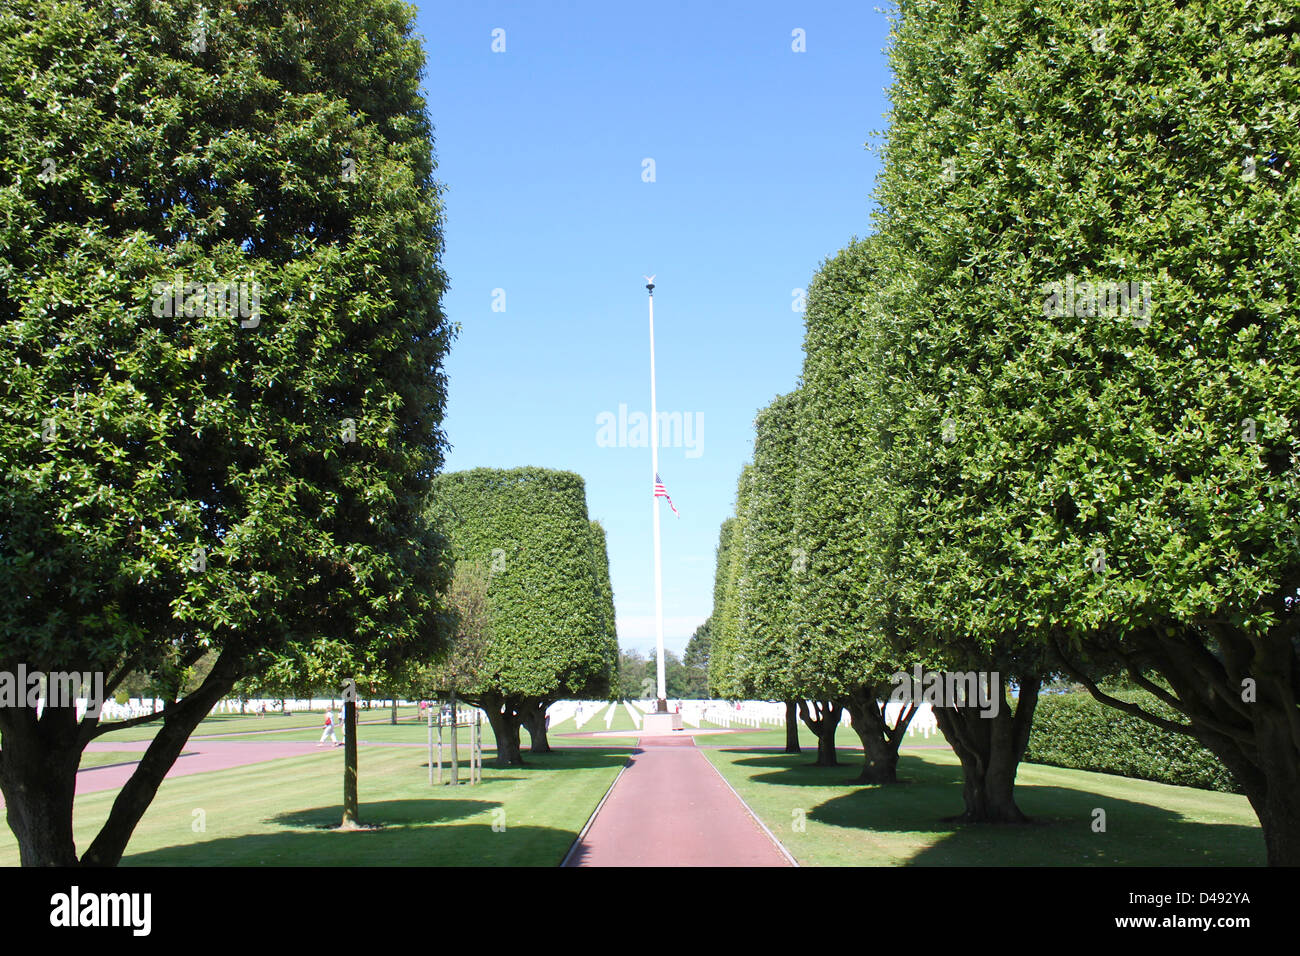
[319,708,339,746]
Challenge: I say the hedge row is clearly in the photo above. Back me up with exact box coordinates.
[1024,691,1240,794]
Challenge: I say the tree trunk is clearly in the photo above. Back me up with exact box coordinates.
[390,698,397,725]
[1055,622,1300,865]
[844,685,916,785]
[783,700,801,754]
[522,699,552,754]
[1183,698,1300,866]
[797,699,843,766]
[1255,777,1300,866]
[341,682,360,828]
[82,688,233,863]
[0,705,81,866]
[481,694,525,767]
[1169,634,1300,867]
[933,675,1040,823]
[1184,627,1300,866]
[12,650,242,867]
[449,691,460,786]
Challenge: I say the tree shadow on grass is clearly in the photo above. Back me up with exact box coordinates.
[121,823,579,867]
[722,750,890,787]
[271,799,488,829]
[801,759,1265,866]
[724,751,1263,864]
[476,748,632,772]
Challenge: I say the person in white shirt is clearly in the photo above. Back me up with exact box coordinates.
[319,708,339,745]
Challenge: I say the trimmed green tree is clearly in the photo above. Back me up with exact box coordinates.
[875,0,1296,839]
[523,519,618,752]
[681,617,712,699]
[397,557,494,766]
[792,239,924,783]
[730,393,847,765]
[0,0,453,864]
[427,468,614,766]
[708,485,749,702]
[709,472,802,752]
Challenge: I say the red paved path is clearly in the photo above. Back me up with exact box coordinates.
[563,735,793,867]
[0,740,324,808]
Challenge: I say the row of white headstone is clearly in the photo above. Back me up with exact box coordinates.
[683,700,939,737]
[533,702,941,738]
[540,699,940,738]
[32,698,164,721]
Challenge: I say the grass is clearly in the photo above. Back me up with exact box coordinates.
[1,742,628,866]
[7,712,1267,867]
[210,711,641,748]
[88,704,642,747]
[690,721,952,753]
[78,751,144,770]
[92,706,424,743]
[703,745,1264,865]
[542,702,641,746]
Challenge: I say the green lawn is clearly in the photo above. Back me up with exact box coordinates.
[692,722,952,753]
[543,702,641,745]
[548,702,641,734]
[91,706,424,743]
[2,743,628,866]
[87,704,642,748]
[213,711,641,748]
[78,751,144,770]
[704,746,1264,866]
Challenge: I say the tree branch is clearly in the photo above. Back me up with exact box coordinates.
[1124,633,1258,746]
[1051,631,1201,737]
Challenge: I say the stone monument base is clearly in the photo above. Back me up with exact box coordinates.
[640,712,684,735]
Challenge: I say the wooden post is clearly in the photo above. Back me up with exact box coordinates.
[341,679,359,828]
[470,712,480,784]
[476,710,483,783]
[450,690,460,786]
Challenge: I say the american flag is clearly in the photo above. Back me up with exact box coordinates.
[653,473,678,516]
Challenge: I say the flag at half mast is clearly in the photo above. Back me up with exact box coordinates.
[653,473,678,516]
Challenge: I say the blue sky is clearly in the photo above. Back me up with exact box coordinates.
[417,2,892,655]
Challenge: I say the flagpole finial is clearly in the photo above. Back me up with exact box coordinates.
[643,274,655,295]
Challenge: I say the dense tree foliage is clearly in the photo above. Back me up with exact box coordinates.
[708,476,750,701]
[399,559,493,703]
[707,0,1296,849]
[872,0,1297,849]
[522,520,620,751]
[427,467,615,765]
[735,393,804,703]
[0,0,454,864]
[723,393,842,764]
[680,617,711,699]
[586,520,621,697]
[616,648,693,700]
[792,243,919,781]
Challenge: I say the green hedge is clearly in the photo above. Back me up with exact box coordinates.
[1024,691,1240,794]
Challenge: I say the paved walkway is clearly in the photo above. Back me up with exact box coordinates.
[563,734,794,867]
[0,740,325,808]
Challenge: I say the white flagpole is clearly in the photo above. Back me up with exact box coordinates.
[646,276,666,708]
